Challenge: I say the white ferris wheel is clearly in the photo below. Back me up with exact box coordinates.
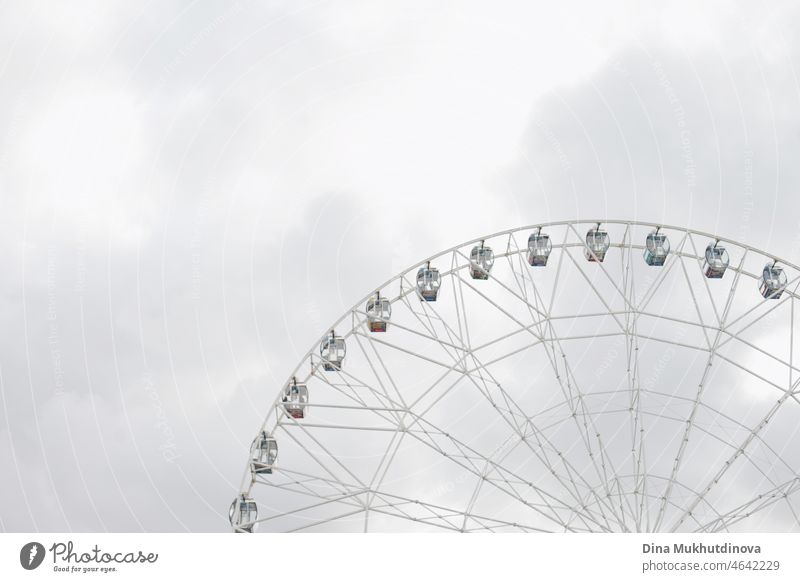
[230,220,800,533]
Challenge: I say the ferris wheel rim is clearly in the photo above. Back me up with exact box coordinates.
[266,219,799,421]
[238,219,800,532]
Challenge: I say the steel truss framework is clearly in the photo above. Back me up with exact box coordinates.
[236,220,800,532]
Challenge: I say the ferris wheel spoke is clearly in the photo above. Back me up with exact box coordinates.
[456,270,552,339]
[396,280,522,425]
[267,426,359,497]
[654,249,748,531]
[277,466,362,492]
[692,477,800,533]
[451,277,528,432]
[505,251,632,529]
[308,366,409,433]
[579,475,711,530]
[455,248,551,324]
[505,247,625,529]
[668,377,799,532]
[713,352,800,397]
[484,435,612,532]
[365,506,468,532]
[357,313,470,354]
[538,345,624,527]
[637,389,797,492]
[674,248,715,352]
[408,296,465,366]
[365,492,545,532]
[568,223,650,316]
[631,310,800,379]
[322,337,411,412]
[403,417,607,531]
[559,248,627,333]
[257,473,352,499]
[461,334,548,373]
[447,258,523,530]
[284,509,368,533]
[507,234,554,340]
[550,243,649,526]
[274,368,414,505]
[391,328,541,443]
[349,333,406,425]
[369,496,462,531]
[372,490,479,531]
[277,419,371,491]
[547,226,570,314]
[715,330,800,382]
[501,419,618,531]
[317,367,400,419]
[460,425,589,530]
[362,431,407,531]
[252,488,367,527]
[356,330,410,410]
[257,480,353,523]
[717,273,800,338]
[539,299,633,528]
[418,267,619,530]
[352,333,482,418]
[406,433,576,529]
[619,227,648,531]
[460,462,490,532]
[690,235,763,326]
[358,331,471,381]
[640,249,727,488]
[397,290,476,372]
[634,230,691,315]
[637,403,781,470]
[487,395,619,531]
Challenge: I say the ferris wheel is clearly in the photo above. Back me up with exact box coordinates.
[230,220,800,533]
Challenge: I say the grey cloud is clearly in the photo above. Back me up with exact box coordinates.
[2,1,800,532]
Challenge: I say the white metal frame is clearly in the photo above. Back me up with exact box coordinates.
[235,220,800,533]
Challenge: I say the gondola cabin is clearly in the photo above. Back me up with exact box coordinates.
[250,431,278,475]
[759,263,787,299]
[527,231,552,266]
[644,230,670,266]
[282,378,308,419]
[703,243,729,279]
[319,331,346,371]
[469,243,495,280]
[416,262,441,301]
[585,225,610,262]
[229,494,258,532]
[366,293,391,332]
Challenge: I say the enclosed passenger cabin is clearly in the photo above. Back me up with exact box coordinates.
[469,242,495,280]
[250,431,278,475]
[319,331,346,371]
[229,494,258,532]
[759,262,788,299]
[366,292,391,332]
[282,378,308,419]
[703,242,729,279]
[527,229,552,267]
[644,229,670,266]
[585,224,610,262]
[416,262,441,301]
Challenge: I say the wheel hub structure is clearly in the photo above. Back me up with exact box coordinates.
[232,220,800,533]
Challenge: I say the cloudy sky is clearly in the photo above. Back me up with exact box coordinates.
[1,0,799,532]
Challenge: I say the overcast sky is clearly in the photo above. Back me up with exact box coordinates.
[1,0,799,532]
